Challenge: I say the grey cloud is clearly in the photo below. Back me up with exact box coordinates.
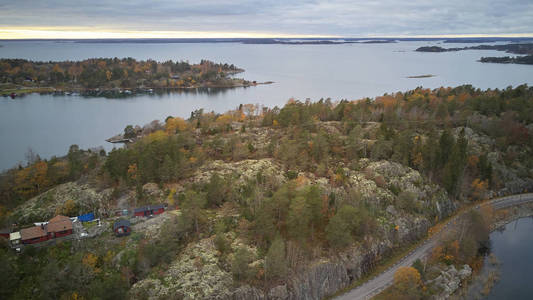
[0,0,532,36]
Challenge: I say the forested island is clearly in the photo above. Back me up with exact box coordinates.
[416,43,533,66]
[479,55,533,65]
[1,85,532,299]
[0,58,267,96]
[416,43,533,55]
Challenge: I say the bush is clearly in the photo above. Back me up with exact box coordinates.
[285,170,298,180]
[214,233,230,255]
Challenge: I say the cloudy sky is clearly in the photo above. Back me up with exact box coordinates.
[1,0,532,38]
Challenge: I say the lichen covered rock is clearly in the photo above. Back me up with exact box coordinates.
[130,237,234,300]
[14,182,111,222]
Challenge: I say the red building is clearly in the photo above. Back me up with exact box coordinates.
[0,228,10,239]
[20,226,49,244]
[113,219,131,237]
[47,215,73,238]
[133,204,165,217]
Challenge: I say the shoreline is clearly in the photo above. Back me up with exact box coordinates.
[0,81,274,98]
[456,203,533,299]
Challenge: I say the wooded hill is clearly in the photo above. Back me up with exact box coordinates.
[0,85,532,299]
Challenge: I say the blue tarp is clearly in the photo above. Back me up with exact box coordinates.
[78,212,95,222]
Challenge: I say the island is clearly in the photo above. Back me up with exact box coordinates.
[0,58,270,97]
[407,74,435,78]
[479,55,533,65]
[415,43,533,66]
[416,43,533,55]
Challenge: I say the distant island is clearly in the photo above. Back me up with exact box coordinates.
[416,43,533,65]
[407,74,435,78]
[0,58,270,97]
[65,38,400,45]
[480,55,533,65]
[240,39,396,45]
[416,43,533,55]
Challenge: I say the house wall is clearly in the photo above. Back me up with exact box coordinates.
[22,235,49,244]
[114,226,131,236]
[54,229,73,238]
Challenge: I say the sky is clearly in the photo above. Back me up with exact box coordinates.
[1,0,533,39]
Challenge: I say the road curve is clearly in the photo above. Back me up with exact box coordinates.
[335,193,533,300]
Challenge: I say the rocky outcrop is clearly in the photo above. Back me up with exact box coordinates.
[190,158,286,187]
[454,126,533,196]
[130,237,234,300]
[13,182,111,223]
[426,264,472,299]
[288,260,350,300]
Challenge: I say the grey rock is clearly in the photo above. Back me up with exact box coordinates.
[268,285,289,300]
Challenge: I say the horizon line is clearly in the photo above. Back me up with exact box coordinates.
[1,28,533,40]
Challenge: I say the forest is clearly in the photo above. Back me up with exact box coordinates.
[0,85,532,299]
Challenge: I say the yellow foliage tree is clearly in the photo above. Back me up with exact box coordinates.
[82,253,100,273]
[165,117,188,134]
[143,130,167,143]
[52,64,64,74]
[471,178,488,200]
[393,266,422,298]
[215,114,233,131]
[56,199,76,216]
[127,163,138,181]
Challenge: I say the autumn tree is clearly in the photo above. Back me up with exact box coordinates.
[165,117,188,134]
[393,266,423,299]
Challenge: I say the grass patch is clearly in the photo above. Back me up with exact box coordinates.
[82,220,98,229]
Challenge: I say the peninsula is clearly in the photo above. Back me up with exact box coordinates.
[0,58,268,97]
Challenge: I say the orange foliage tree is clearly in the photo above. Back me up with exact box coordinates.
[393,266,423,299]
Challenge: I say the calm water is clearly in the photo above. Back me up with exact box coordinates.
[484,217,533,300]
[1,40,533,170]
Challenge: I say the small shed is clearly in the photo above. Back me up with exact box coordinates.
[113,219,131,237]
[20,226,49,244]
[9,231,21,247]
[47,215,74,238]
[134,204,165,217]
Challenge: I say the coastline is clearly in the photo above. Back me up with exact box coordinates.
[0,81,274,98]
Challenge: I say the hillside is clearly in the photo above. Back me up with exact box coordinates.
[0,85,532,299]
